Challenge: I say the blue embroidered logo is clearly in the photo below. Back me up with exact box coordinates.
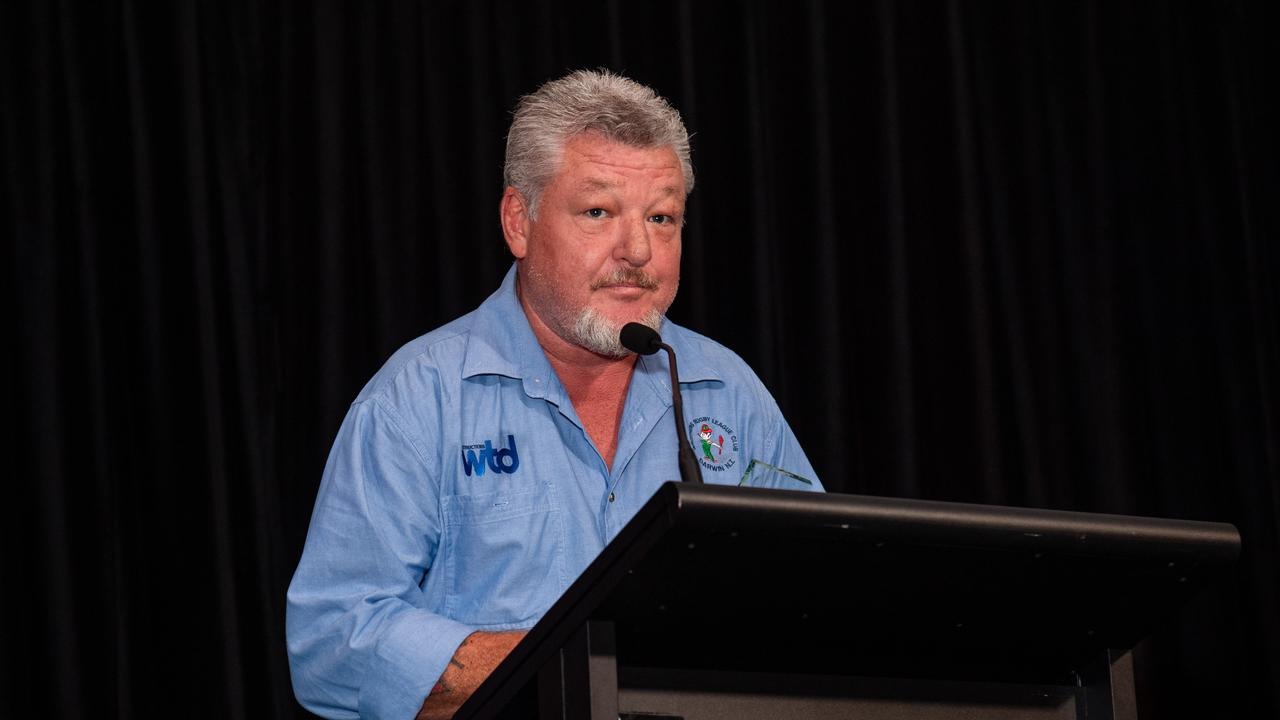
[461,435,521,477]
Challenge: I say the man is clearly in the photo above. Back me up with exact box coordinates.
[287,70,822,720]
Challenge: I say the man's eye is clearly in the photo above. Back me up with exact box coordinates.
[585,208,607,219]
[649,214,674,225]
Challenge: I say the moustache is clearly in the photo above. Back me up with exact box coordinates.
[591,268,660,291]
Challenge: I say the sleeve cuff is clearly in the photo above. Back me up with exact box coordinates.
[357,610,476,720]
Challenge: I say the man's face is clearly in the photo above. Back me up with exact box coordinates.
[506,132,686,357]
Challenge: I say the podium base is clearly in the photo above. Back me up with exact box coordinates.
[525,621,1136,720]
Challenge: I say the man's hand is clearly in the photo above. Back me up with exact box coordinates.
[416,630,526,719]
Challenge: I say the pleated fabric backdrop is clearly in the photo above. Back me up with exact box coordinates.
[3,1,1276,717]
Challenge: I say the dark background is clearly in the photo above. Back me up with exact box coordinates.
[3,1,1277,718]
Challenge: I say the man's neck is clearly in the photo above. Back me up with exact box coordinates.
[517,281,638,469]
[516,277,638,386]
[521,302,637,396]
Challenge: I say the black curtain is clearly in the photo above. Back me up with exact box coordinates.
[4,1,1277,718]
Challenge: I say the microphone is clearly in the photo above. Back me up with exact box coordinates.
[620,322,703,484]
[619,322,662,356]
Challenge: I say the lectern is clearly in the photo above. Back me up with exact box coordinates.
[456,483,1239,720]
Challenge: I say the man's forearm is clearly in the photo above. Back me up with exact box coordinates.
[416,630,526,719]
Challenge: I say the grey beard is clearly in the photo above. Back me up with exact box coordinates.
[571,307,664,358]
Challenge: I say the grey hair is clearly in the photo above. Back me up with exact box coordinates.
[504,69,695,218]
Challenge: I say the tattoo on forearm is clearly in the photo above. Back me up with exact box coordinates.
[429,653,467,697]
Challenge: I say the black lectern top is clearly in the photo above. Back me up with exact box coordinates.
[460,483,1239,716]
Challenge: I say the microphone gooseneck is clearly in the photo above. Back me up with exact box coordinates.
[620,322,703,484]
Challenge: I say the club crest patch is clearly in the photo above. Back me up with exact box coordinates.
[687,416,740,473]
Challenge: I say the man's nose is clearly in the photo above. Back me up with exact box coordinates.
[614,215,652,266]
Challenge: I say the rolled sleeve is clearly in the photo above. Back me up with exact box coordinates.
[358,610,474,720]
[288,397,468,719]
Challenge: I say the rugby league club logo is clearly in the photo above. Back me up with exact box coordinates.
[687,416,739,473]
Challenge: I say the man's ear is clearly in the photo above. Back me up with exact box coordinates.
[500,187,532,259]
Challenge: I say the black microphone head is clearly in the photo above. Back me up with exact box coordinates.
[620,322,662,355]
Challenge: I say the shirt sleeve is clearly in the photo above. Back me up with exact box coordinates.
[287,398,475,720]
[766,409,825,492]
[757,386,825,492]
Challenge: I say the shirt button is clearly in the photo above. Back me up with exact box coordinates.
[608,492,616,503]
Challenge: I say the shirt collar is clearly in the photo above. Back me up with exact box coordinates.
[461,264,550,384]
[641,320,723,385]
[461,263,724,389]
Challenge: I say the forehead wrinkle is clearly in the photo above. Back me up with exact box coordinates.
[575,178,620,193]
[563,147,681,174]
[570,177,684,197]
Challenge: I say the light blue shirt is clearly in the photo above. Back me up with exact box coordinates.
[286,265,821,719]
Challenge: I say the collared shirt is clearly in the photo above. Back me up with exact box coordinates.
[286,265,822,720]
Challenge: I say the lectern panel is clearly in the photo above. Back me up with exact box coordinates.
[458,483,1238,720]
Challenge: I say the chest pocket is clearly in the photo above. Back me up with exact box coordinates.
[440,482,568,628]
